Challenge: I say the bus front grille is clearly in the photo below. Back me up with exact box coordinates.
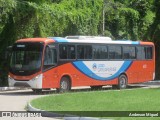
[14,82,30,87]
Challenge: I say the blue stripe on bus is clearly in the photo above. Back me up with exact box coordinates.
[132,41,140,44]
[72,61,132,81]
[48,37,68,42]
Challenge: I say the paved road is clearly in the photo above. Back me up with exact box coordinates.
[0,81,160,120]
[0,89,60,120]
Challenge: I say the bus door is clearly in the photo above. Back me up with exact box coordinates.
[43,44,58,88]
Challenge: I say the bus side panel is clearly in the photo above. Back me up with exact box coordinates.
[42,62,118,88]
[56,63,118,87]
[42,59,155,89]
[42,63,90,88]
[57,62,120,87]
[137,60,155,82]
[126,60,155,84]
[42,68,61,88]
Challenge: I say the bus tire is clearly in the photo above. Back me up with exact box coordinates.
[57,77,71,93]
[118,74,127,89]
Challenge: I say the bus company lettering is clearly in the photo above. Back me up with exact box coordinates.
[92,63,116,72]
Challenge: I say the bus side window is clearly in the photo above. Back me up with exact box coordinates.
[109,46,122,59]
[145,47,153,59]
[68,45,75,59]
[59,44,67,59]
[123,46,136,59]
[93,45,108,59]
[85,45,92,59]
[136,46,145,60]
[77,45,84,59]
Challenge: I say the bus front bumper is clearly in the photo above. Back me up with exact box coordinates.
[8,74,43,89]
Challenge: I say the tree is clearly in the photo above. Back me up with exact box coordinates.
[0,0,160,86]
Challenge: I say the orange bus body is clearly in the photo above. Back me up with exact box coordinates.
[8,37,155,91]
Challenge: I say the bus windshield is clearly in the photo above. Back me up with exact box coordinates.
[10,42,44,76]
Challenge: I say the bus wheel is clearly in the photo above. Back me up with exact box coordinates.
[118,74,127,89]
[91,86,103,90]
[32,89,42,93]
[57,77,71,93]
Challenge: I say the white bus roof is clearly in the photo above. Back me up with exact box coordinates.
[48,36,141,45]
[65,36,112,41]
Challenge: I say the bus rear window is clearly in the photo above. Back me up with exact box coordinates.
[145,47,153,59]
[136,46,153,60]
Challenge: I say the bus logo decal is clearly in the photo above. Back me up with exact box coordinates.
[92,63,97,71]
[72,61,132,81]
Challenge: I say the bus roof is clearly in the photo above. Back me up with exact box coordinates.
[65,36,112,41]
[16,37,154,45]
[16,38,55,43]
[49,37,153,45]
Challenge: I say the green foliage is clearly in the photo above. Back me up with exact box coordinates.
[0,0,160,86]
[0,0,157,45]
[104,1,140,40]
[0,0,16,33]
[0,0,103,45]
[0,0,103,86]
[104,0,155,40]
[119,7,139,40]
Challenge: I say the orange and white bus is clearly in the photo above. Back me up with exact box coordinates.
[8,36,155,92]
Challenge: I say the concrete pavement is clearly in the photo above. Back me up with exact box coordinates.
[0,89,60,120]
[1,81,160,120]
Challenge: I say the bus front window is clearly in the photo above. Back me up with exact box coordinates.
[10,42,43,76]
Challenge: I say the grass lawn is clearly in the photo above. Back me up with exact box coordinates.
[30,88,160,119]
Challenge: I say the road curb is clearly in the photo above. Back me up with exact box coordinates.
[0,87,24,91]
[27,102,109,120]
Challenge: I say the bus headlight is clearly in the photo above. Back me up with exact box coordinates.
[8,75,14,86]
[8,75,13,80]
[32,75,41,81]
[153,72,155,80]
